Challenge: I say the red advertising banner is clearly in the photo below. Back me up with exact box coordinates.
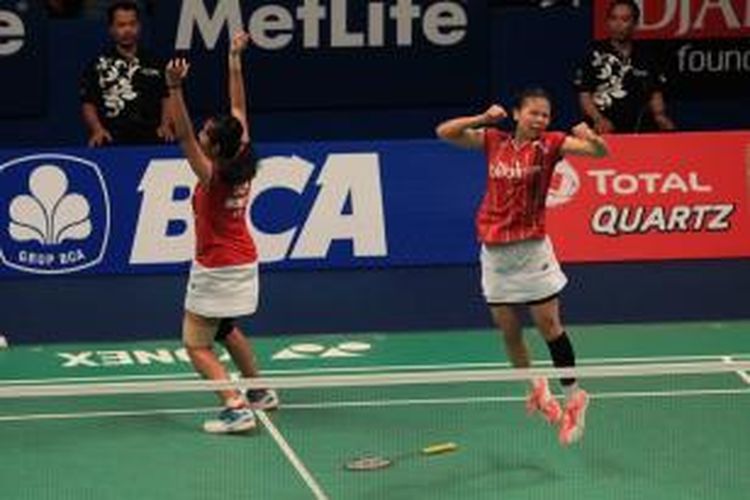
[594,0,750,40]
[547,131,750,262]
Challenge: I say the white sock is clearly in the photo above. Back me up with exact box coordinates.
[226,395,246,409]
[562,383,579,402]
[530,377,547,390]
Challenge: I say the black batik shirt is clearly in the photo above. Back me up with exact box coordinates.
[574,41,667,133]
[80,47,167,144]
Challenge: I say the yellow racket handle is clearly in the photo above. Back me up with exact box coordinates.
[421,442,458,455]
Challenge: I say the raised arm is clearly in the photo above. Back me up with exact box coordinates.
[166,58,213,184]
[228,31,251,144]
[561,122,610,158]
[435,105,507,149]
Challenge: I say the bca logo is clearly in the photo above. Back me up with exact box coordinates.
[0,154,110,274]
[547,159,581,208]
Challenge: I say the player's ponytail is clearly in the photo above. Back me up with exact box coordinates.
[207,114,257,185]
[219,142,257,186]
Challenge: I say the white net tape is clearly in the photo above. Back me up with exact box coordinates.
[1,360,749,398]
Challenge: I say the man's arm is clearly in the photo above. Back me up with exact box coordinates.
[435,105,507,150]
[574,54,615,134]
[156,97,175,142]
[228,31,251,144]
[80,61,112,147]
[81,102,112,147]
[579,92,614,134]
[649,91,676,131]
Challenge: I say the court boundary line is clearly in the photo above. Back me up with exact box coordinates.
[4,352,750,386]
[724,355,750,385]
[256,410,329,500]
[0,406,217,422]
[1,386,749,423]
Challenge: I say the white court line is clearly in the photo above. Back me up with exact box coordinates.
[723,356,750,385]
[2,353,746,386]
[256,410,329,500]
[0,406,217,422]
[0,373,199,385]
[1,387,749,423]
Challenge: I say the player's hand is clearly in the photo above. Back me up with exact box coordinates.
[572,122,597,140]
[166,58,190,87]
[88,127,112,147]
[230,31,251,55]
[157,122,175,143]
[482,104,507,124]
[593,116,614,134]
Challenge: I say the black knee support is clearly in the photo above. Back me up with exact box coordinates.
[215,318,235,342]
[546,331,576,386]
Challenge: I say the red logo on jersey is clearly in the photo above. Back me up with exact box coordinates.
[224,181,251,218]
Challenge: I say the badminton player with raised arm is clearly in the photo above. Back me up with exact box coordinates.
[436,88,609,445]
[166,31,278,434]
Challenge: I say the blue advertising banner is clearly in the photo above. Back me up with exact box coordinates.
[152,0,490,111]
[0,141,485,277]
[0,0,47,117]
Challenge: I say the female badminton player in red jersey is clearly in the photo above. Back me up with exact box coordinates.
[166,32,278,434]
[436,88,609,445]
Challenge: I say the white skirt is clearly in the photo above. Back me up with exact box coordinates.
[480,236,567,304]
[184,262,259,318]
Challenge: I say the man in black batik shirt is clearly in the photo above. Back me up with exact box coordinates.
[574,0,676,134]
[80,1,173,146]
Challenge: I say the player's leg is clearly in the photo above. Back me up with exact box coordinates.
[183,311,255,433]
[215,318,259,378]
[489,304,561,423]
[482,242,558,422]
[216,319,279,410]
[528,297,588,444]
[528,295,575,388]
[489,304,530,368]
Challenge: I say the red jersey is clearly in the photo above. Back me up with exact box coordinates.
[477,129,566,245]
[193,174,257,268]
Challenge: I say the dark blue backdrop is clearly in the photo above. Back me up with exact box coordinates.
[1,3,748,147]
[2,259,749,344]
